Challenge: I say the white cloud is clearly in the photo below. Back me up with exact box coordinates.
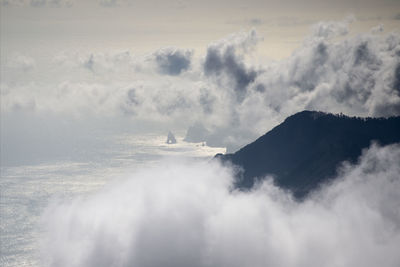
[310,16,353,40]
[41,143,400,267]
[53,50,167,75]
[371,24,384,34]
[2,19,400,151]
[5,53,36,71]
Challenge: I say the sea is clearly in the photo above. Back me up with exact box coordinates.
[0,134,225,266]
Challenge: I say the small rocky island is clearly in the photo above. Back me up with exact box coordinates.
[166,131,177,144]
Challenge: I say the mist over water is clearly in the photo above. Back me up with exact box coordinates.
[0,134,224,267]
[41,144,400,267]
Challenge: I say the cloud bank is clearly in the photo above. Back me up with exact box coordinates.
[5,53,36,71]
[41,143,400,267]
[2,19,400,150]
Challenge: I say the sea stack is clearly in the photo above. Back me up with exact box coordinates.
[166,131,177,144]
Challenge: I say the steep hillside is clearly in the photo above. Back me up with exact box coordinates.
[216,111,400,198]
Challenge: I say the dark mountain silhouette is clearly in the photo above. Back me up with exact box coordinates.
[216,111,400,198]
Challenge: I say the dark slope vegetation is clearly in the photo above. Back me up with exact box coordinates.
[216,111,400,198]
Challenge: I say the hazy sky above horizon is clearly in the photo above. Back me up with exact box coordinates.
[1,0,400,160]
[2,0,400,59]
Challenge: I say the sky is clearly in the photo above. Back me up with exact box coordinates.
[2,0,400,58]
[1,0,400,160]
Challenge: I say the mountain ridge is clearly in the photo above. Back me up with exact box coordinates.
[216,110,400,198]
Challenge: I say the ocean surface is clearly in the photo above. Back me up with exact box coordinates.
[0,134,225,267]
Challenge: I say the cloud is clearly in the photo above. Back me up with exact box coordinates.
[54,50,192,75]
[3,20,400,151]
[5,53,36,71]
[199,20,400,149]
[371,24,384,34]
[153,48,193,76]
[262,26,400,117]
[83,54,95,72]
[53,50,138,74]
[203,30,261,102]
[41,143,400,267]
[310,18,352,40]
[0,83,37,112]
[394,63,400,95]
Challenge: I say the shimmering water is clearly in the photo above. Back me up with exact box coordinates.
[0,134,225,267]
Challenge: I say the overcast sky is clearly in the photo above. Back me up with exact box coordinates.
[2,0,400,59]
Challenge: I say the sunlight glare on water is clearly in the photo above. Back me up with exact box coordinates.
[0,134,225,267]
